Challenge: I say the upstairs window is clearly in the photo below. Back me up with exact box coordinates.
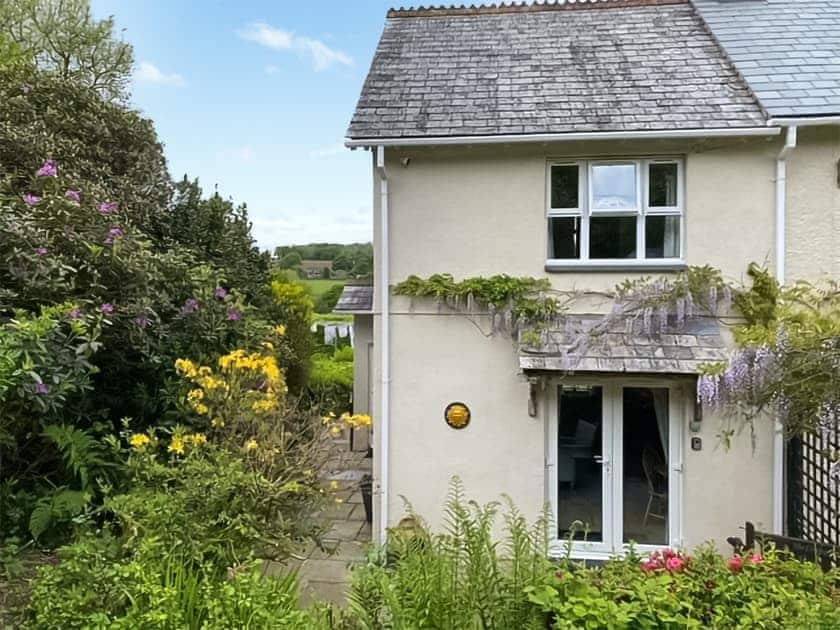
[547,158,683,265]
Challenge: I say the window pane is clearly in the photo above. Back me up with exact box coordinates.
[590,216,637,259]
[649,163,678,207]
[548,217,581,259]
[645,215,680,258]
[551,165,579,209]
[591,164,637,210]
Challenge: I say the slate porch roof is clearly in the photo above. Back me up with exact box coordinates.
[692,0,840,119]
[520,315,728,374]
[347,0,766,141]
[335,284,373,313]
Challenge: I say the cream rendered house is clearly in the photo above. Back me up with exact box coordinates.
[342,0,840,558]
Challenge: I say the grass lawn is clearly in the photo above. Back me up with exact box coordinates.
[301,279,344,299]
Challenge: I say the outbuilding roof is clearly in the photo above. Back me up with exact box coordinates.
[335,284,373,313]
[692,0,840,119]
[347,0,766,142]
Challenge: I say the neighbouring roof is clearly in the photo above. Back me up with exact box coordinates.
[520,315,728,374]
[300,260,333,270]
[347,0,766,141]
[335,285,373,313]
[692,0,840,119]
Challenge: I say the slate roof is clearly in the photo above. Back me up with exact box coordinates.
[692,0,840,119]
[347,0,766,141]
[335,284,373,313]
[519,315,728,374]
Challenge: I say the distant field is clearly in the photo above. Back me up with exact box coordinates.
[301,279,344,298]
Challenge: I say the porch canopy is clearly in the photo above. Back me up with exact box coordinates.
[519,315,728,375]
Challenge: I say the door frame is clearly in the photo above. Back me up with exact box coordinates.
[544,374,688,560]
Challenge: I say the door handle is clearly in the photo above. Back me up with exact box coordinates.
[593,455,611,472]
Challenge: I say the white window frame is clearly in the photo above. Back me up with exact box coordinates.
[544,376,687,560]
[546,157,685,267]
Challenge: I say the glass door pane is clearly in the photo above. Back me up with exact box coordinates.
[557,386,604,541]
[622,387,669,545]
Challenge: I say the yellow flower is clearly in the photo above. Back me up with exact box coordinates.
[245,439,258,452]
[335,498,344,504]
[186,433,207,446]
[252,398,276,414]
[168,436,185,456]
[280,481,301,493]
[175,358,198,379]
[329,481,339,490]
[197,366,212,377]
[262,341,275,351]
[194,404,209,415]
[211,417,225,428]
[129,433,151,450]
[274,325,286,337]
[329,425,342,437]
[187,388,204,403]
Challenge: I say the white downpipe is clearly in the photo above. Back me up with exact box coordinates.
[376,146,390,546]
[773,125,797,534]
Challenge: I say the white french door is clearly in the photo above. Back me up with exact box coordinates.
[546,378,684,559]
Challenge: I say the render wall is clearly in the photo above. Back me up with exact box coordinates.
[369,130,838,549]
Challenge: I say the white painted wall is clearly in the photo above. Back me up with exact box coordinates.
[368,130,838,550]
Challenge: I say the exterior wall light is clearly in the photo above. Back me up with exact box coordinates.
[690,398,703,433]
[527,376,543,418]
[444,402,471,429]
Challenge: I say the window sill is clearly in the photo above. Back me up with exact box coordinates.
[545,262,688,273]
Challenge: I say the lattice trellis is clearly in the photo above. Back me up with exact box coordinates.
[787,429,840,547]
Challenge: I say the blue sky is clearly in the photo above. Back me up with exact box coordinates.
[91,0,392,252]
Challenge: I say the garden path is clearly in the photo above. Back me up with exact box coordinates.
[265,431,372,606]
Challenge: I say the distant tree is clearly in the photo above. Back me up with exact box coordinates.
[321,267,331,280]
[315,284,344,314]
[0,0,134,102]
[351,258,372,278]
[332,252,354,272]
[279,252,303,270]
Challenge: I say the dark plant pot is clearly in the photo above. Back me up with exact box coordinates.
[360,474,373,524]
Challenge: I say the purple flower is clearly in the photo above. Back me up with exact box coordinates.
[214,287,228,299]
[23,193,41,206]
[68,308,82,320]
[37,247,48,256]
[830,460,840,489]
[103,226,124,245]
[34,382,49,394]
[22,84,32,94]
[98,201,118,215]
[697,374,720,406]
[36,159,57,177]
[100,303,114,314]
[65,189,81,203]
[134,313,151,329]
[180,298,199,315]
[226,310,242,321]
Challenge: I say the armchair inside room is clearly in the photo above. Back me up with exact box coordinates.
[557,419,597,489]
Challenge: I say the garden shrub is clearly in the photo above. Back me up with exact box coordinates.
[309,350,354,415]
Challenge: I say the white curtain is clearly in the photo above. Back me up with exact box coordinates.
[662,216,679,258]
[652,389,669,455]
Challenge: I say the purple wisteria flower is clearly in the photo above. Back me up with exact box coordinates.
[214,287,228,299]
[69,308,83,320]
[34,382,49,394]
[98,201,118,215]
[36,159,57,177]
[830,460,840,489]
[37,247,48,256]
[104,226,124,245]
[65,189,81,203]
[697,374,720,406]
[23,193,41,206]
[100,303,114,314]
[181,298,199,315]
[226,310,242,321]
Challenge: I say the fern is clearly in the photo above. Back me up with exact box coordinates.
[43,424,112,491]
[29,487,87,539]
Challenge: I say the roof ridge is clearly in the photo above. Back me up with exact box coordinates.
[388,0,686,18]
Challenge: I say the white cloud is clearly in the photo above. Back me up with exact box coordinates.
[237,22,354,71]
[216,146,255,162]
[251,207,372,250]
[134,61,185,86]
[308,143,346,158]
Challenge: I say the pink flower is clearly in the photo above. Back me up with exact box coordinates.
[98,201,118,215]
[214,287,228,299]
[180,298,199,315]
[226,310,242,321]
[34,382,49,394]
[665,556,684,572]
[103,226,124,245]
[37,247,48,256]
[749,553,764,565]
[36,159,57,177]
[100,303,114,314]
[728,556,744,573]
[65,189,81,203]
[134,313,151,329]
[23,193,41,206]
[641,560,659,573]
[68,308,82,320]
